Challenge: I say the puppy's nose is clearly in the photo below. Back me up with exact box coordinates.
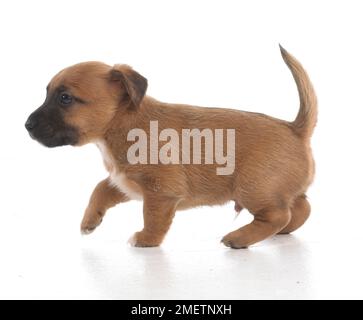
[25,118,38,131]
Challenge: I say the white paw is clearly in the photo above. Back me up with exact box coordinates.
[81,227,96,235]
[127,233,137,246]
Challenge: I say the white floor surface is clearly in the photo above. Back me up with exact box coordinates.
[1,188,362,299]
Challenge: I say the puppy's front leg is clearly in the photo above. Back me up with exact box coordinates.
[130,194,178,247]
[81,178,129,234]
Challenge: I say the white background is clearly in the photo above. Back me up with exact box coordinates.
[0,0,362,299]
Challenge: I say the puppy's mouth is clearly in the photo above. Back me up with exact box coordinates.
[27,126,79,148]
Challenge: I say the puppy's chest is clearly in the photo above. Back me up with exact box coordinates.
[96,141,143,200]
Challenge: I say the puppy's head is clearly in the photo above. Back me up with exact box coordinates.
[25,62,147,147]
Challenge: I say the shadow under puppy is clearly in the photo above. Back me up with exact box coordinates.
[25,46,317,248]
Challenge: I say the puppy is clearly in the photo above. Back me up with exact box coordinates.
[25,46,316,248]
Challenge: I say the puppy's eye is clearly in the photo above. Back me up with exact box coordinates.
[59,93,73,106]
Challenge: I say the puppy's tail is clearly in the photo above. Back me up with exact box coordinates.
[280,45,317,139]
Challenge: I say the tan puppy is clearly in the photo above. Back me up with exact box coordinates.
[25,46,316,248]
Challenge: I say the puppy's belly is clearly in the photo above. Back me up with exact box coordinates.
[110,171,143,200]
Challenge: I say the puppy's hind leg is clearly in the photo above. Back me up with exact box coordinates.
[278,194,310,234]
[81,178,129,234]
[222,206,291,248]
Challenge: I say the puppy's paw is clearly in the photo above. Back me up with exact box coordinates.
[128,231,161,247]
[81,227,97,235]
[80,209,104,235]
[221,231,248,249]
[127,233,138,246]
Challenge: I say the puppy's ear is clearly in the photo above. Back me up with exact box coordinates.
[110,64,148,109]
